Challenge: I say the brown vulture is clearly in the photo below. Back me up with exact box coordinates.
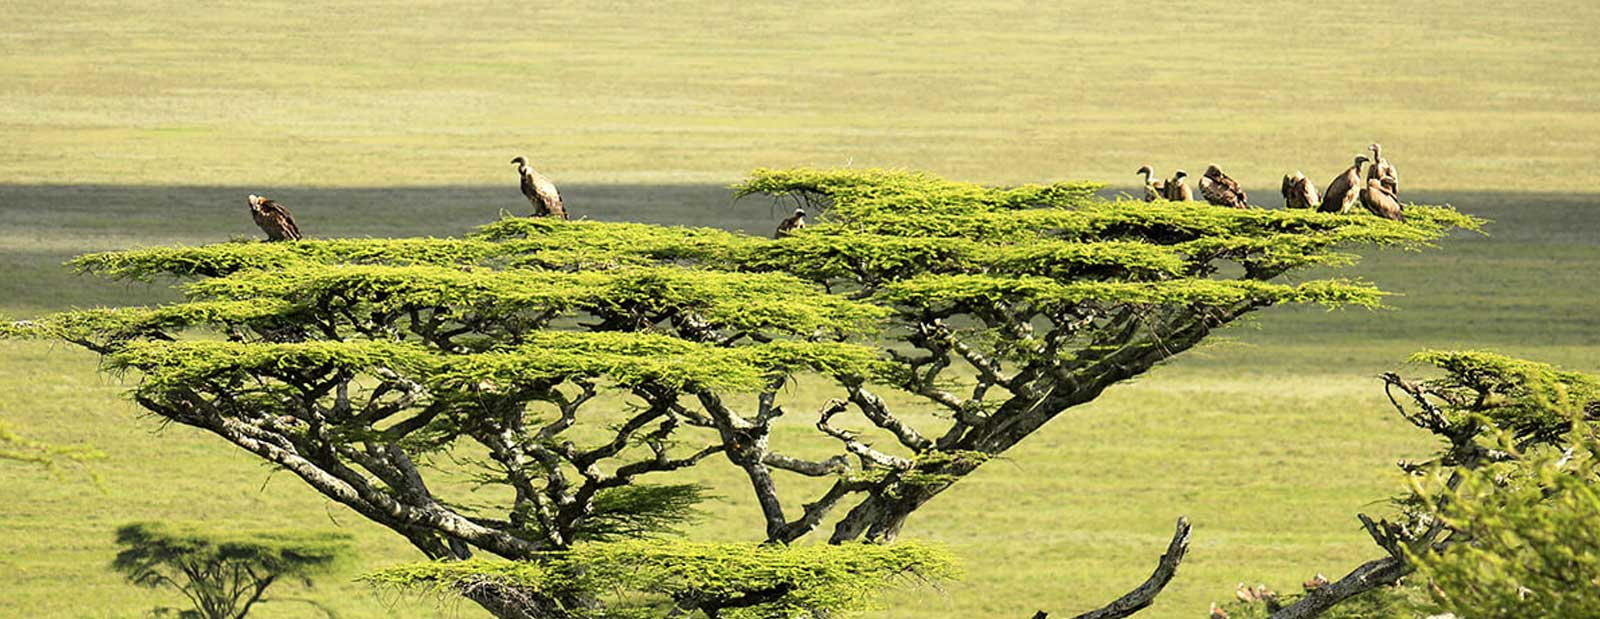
[1164,169,1193,201]
[774,208,806,239]
[1199,165,1250,208]
[1302,573,1330,592]
[511,156,567,219]
[1367,143,1398,196]
[1359,178,1406,222]
[1280,170,1321,209]
[246,194,302,241]
[1319,156,1368,214]
[1136,165,1166,202]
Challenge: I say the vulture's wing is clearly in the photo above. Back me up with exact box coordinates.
[1299,176,1321,208]
[526,172,565,219]
[1320,171,1353,213]
[262,201,302,240]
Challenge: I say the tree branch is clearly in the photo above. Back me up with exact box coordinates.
[1033,516,1191,619]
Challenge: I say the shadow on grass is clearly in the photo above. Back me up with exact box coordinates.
[2,184,1597,352]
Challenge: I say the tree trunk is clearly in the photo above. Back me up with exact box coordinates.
[462,582,585,619]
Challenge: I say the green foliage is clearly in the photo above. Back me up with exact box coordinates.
[1409,349,1600,441]
[577,484,712,541]
[107,334,885,405]
[112,521,353,619]
[363,539,957,619]
[1409,431,1600,619]
[877,275,1386,311]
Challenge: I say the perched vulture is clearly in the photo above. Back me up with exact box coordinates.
[1319,156,1368,214]
[1359,178,1405,222]
[1137,165,1166,202]
[774,208,806,239]
[1302,573,1330,592]
[1163,169,1193,201]
[1367,143,1398,196]
[1235,583,1278,606]
[1199,165,1250,208]
[1280,170,1321,209]
[510,156,566,219]
[246,194,302,241]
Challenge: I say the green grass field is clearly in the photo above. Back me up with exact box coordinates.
[3,2,1599,618]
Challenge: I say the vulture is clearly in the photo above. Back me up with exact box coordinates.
[1359,178,1406,222]
[1302,573,1330,592]
[246,194,302,241]
[1136,165,1166,202]
[510,156,567,219]
[774,208,806,239]
[1367,143,1399,196]
[1163,169,1193,201]
[1319,156,1368,214]
[1235,583,1279,608]
[1199,165,1250,208]
[1209,602,1230,619]
[1280,170,1320,209]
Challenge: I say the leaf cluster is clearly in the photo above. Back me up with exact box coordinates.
[362,539,957,618]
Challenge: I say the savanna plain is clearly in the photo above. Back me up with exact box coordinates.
[2,2,1598,618]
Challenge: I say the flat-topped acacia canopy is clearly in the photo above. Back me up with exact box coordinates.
[3,168,1481,617]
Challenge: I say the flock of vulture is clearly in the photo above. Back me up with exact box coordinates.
[1138,143,1404,221]
[244,146,1405,243]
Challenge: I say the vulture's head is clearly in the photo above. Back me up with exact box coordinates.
[1203,164,1223,178]
[1136,165,1153,176]
[1354,155,1370,168]
[246,194,263,211]
[1173,169,1188,180]
[510,156,528,166]
[794,208,806,217]
[1368,143,1383,156]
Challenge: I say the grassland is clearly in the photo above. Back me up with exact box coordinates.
[3,2,1600,618]
[3,2,1599,190]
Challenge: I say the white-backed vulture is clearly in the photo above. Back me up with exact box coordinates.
[247,194,302,241]
[511,156,567,219]
[1367,143,1398,196]
[1137,165,1166,202]
[1164,169,1193,201]
[775,208,806,239]
[1199,165,1250,208]
[1359,178,1405,222]
[1319,156,1368,214]
[1280,170,1321,209]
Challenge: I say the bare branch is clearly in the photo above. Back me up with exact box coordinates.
[843,382,932,452]
[1264,557,1408,619]
[817,399,914,470]
[762,452,849,477]
[1034,517,1191,619]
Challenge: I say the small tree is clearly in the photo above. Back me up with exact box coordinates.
[3,168,1478,618]
[1220,351,1600,619]
[112,522,353,619]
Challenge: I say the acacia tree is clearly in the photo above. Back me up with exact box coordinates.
[1220,351,1600,619]
[3,168,1478,618]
